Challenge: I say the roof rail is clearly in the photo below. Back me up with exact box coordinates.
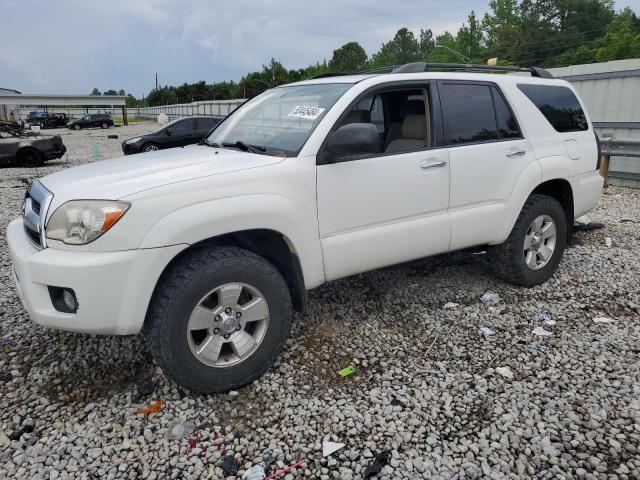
[308,72,349,79]
[391,62,554,78]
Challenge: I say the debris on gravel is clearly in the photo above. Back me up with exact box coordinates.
[1,123,639,478]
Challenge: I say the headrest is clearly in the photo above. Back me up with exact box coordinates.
[399,99,425,119]
[402,114,426,139]
[342,109,371,125]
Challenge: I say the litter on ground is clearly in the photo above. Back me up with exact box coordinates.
[135,400,165,415]
[361,451,390,479]
[443,302,459,310]
[322,441,345,457]
[338,364,357,377]
[496,366,514,379]
[480,292,500,304]
[593,316,615,323]
[479,326,495,336]
[532,326,553,337]
[166,421,196,440]
[242,465,266,480]
[605,237,613,247]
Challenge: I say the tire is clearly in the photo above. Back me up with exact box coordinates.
[142,142,159,152]
[145,246,292,393]
[101,122,109,129]
[17,148,44,167]
[491,194,567,287]
[73,124,81,130]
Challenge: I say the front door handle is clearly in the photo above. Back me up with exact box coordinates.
[506,148,526,158]
[420,160,447,170]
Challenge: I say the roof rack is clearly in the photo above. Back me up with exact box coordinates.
[391,62,553,78]
[308,62,553,80]
[308,72,349,79]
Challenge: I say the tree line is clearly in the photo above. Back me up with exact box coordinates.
[93,0,640,106]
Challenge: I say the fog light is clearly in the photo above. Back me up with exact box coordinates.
[62,289,77,311]
[48,286,78,313]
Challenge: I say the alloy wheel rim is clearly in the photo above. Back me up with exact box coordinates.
[145,145,158,151]
[523,214,557,270]
[186,282,269,368]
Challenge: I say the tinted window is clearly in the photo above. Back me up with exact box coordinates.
[195,117,217,130]
[171,118,194,133]
[518,84,588,132]
[441,83,498,144]
[491,87,521,139]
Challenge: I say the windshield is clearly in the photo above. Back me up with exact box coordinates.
[206,83,351,156]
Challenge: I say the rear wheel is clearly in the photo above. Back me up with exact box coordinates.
[492,194,567,286]
[145,246,292,393]
[101,122,109,129]
[17,148,44,167]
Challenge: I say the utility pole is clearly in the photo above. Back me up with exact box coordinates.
[155,73,158,91]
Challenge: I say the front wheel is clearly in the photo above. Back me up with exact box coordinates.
[145,246,292,393]
[142,142,159,152]
[73,124,81,130]
[491,194,567,287]
[101,122,109,129]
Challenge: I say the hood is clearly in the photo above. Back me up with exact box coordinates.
[40,145,284,208]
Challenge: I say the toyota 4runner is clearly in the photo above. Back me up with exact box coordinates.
[7,63,604,393]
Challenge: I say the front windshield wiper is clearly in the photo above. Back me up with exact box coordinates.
[223,141,266,154]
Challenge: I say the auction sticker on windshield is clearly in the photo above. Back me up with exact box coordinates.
[288,105,325,120]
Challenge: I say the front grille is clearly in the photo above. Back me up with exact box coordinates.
[22,181,53,249]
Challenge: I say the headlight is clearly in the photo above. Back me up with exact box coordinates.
[46,200,130,245]
[127,137,142,144]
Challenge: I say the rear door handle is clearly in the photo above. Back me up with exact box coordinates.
[506,148,526,158]
[420,160,447,170]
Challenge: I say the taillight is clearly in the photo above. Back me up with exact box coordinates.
[595,131,601,170]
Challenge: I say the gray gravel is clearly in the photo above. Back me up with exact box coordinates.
[1,123,639,479]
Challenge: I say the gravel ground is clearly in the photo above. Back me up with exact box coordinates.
[1,123,639,479]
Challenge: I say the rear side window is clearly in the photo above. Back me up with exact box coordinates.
[491,87,521,139]
[171,118,194,132]
[196,118,217,130]
[440,83,498,144]
[518,84,588,132]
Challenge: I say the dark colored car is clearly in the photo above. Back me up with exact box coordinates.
[0,127,66,166]
[26,111,47,125]
[121,116,223,154]
[41,113,68,129]
[68,113,114,130]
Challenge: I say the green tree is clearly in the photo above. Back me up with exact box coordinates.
[369,28,421,68]
[90,88,101,95]
[329,42,368,73]
[118,89,125,96]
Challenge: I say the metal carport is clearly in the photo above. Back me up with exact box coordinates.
[0,93,129,125]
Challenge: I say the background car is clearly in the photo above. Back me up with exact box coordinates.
[0,126,66,166]
[68,113,114,130]
[121,115,223,154]
[41,113,68,129]
[26,111,47,125]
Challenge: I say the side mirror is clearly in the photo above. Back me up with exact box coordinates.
[166,128,172,136]
[327,123,379,160]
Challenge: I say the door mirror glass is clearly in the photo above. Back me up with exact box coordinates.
[327,123,379,159]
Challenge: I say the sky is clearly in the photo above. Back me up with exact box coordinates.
[2,0,640,98]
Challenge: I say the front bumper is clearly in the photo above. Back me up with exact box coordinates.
[121,141,142,155]
[43,144,66,160]
[7,218,186,335]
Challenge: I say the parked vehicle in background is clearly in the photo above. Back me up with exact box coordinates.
[121,116,223,154]
[68,113,114,130]
[41,113,68,129]
[0,126,66,166]
[26,111,47,125]
[7,63,603,393]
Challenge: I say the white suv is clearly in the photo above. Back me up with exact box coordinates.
[7,63,603,393]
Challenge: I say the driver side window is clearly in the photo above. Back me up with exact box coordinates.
[330,85,433,160]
